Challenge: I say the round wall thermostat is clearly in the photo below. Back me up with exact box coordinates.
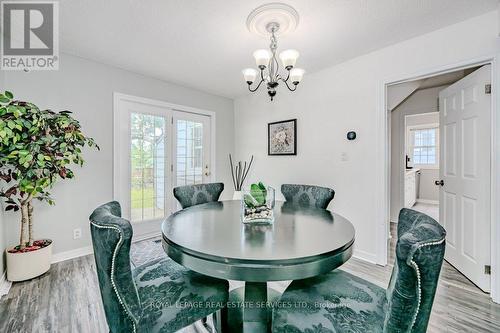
[347,131,356,140]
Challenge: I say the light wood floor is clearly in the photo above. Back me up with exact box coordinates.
[411,202,439,222]
[1,224,500,332]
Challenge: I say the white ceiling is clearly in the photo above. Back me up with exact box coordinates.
[60,0,498,99]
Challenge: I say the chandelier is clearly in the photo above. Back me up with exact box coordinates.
[242,3,305,101]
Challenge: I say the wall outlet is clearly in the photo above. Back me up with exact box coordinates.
[73,228,82,240]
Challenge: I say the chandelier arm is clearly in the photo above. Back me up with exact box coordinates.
[281,69,291,82]
[248,78,265,92]
[282,79,297,92]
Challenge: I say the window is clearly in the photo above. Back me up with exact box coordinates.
[176,120,204,186]
[130,113,166,222]
[409,126,439,168]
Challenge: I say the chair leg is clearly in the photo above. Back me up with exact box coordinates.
[201,316,212,332]
[214,306,228,333]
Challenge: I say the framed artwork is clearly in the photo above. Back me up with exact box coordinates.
[268,119,297,155]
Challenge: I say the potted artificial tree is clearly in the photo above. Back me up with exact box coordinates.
[0,91,98,281]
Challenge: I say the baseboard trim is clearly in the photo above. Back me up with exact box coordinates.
[0,271,12,298]
[50,233,161,264]
[132,231,161,243]
[416,199,439,205]
[353,249,378,265]
[51,246,93,264]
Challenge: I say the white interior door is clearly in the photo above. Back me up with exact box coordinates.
[172,111,212,208]
[439,65,491,292]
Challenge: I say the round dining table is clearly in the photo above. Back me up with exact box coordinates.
[161,200,355,333]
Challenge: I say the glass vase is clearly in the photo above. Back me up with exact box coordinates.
[241,186,275,224]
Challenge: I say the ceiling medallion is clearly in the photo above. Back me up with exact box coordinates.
[242,3,305,101]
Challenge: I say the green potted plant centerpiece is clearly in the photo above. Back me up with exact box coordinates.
[0,91,98,281]
[241,182,275,224]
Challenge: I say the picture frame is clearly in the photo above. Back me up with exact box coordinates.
[268,119,297,156]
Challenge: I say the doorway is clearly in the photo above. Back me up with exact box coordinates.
[387,64,493,293]
[113,93,215,240]
[404,113,440,221]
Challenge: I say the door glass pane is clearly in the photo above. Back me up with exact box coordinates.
[176,119,204,186]
[131,113,166,222]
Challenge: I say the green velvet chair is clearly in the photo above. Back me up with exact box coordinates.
[89,201,229,333]
[273,208,446,333]
[173,182,224,209]
[281,184,335,209]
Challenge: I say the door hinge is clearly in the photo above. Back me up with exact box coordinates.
[485,265,491,275]
[485,84,492,94]
[171,164,173,172]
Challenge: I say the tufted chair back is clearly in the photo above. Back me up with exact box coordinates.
[384,208,446,332]
[89,201,141,333]
[173,182,224,209]
[281,184,335,209]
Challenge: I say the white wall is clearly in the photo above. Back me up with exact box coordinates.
[234,11,500,262]
[2,53,234,256]
[391,87,443,221]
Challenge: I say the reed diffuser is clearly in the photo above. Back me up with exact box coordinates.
[229,154,254,199]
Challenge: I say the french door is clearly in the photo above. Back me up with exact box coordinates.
[114,96,212,238]
[172,111,212,209]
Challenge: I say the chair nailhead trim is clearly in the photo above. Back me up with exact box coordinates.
[409,238,445,329]
[91,221,137,333]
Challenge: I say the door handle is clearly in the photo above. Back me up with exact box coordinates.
[435,180,444,186]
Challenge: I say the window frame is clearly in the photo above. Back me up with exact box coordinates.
[406,123,440,170]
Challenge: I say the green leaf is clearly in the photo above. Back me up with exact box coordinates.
[244,194,257,208]
[7,106,17,114]
[250,183,266,206]
[4,91,13,99]
[7,120,16,129]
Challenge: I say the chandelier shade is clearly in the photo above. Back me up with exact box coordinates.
[242,68,258,83]
[289,68,305,84]
[279,49,299,69]
[253,49,272,68]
